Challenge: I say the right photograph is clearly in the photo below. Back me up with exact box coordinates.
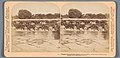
[60,2,109,52]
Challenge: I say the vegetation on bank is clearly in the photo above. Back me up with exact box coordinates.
[13,9,109,19]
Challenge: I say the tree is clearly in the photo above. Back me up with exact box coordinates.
[54,13,60,18]
[96,13,106,19]
[85,13,96,19]
[46,13,54,19]
[61,14,69,18]
[68,9,82,18]
[34,14,43,19]
[18,9,32,19]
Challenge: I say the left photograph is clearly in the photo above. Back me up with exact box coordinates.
[11,3,61,52]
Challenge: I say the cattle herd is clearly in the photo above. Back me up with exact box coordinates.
[61,20,108,31]
[12,20,60,31]
[12,19,108,32]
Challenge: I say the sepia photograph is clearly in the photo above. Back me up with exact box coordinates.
[60,3,109,52]
[4,1,116,57]
[11,3,61,52]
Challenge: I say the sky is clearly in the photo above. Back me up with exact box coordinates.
[12,2,109,16]
[61,3,109,15]
[12,3,60,16]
